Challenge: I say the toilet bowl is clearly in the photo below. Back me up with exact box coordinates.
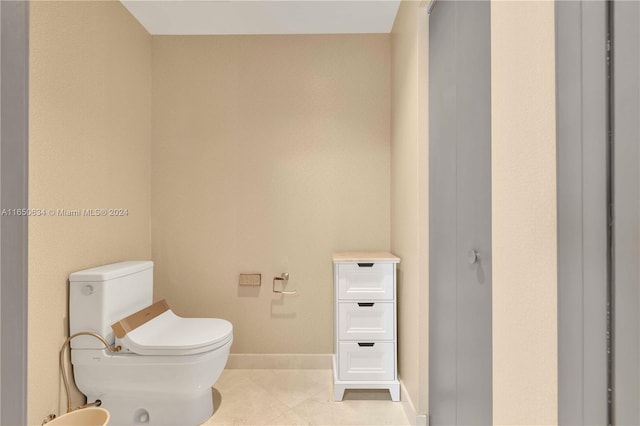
[69,261,232,426]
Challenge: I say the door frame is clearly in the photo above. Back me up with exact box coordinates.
[555,1,609,424]
[0,1,29,425]
[611,1,640,422]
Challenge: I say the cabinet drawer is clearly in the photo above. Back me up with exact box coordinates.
[338,302,394,341]
[338,342,395,381]
[336,263,394,300]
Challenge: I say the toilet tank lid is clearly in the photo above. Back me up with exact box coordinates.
[69,261,153,282]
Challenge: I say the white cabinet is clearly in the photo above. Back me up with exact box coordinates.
[332,252,400,401]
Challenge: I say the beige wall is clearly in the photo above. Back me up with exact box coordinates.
[390,0,429,418]
[29,1,152,423]
[491,1,557,424]
[151,35,391,354]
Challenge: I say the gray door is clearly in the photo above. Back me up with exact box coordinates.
[556,2,640,424]
[555,2,609,424]
[428,1,492,425]
[613,1,640,423]
[0,2,29,425]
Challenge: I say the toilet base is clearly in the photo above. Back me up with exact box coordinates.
[91,388,214,426]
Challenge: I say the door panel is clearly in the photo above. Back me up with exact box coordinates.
[613,1,640,423]
[429,1,492,425]
[429,0,458,421]
[0,2,29,425]
[555,2,609,424]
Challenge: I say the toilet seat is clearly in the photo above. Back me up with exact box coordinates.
[118,310,233,356]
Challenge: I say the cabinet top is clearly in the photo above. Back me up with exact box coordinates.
[332,251,400,263]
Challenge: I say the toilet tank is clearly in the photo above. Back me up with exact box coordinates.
[69,261,154,349]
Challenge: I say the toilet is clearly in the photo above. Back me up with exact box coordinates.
[69,261,232,426]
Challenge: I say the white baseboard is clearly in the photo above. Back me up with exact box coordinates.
[399,379,428,426]
[226,353,333,369]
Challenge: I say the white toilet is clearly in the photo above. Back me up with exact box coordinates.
[69,261,232,426]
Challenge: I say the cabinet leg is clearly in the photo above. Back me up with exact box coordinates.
[389,384,400,402]
[334,384,346,401]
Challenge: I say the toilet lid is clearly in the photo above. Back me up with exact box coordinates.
[119,310,233,356]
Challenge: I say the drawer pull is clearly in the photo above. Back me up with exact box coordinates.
[357,262,374,267]
[358,342,375,347]
[357,302,375,307]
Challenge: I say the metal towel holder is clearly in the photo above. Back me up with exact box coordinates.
[273,272,297,295]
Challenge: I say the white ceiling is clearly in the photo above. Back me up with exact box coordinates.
[120,0,401,35]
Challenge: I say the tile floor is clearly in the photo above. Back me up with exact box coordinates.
[203,369,411,425]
